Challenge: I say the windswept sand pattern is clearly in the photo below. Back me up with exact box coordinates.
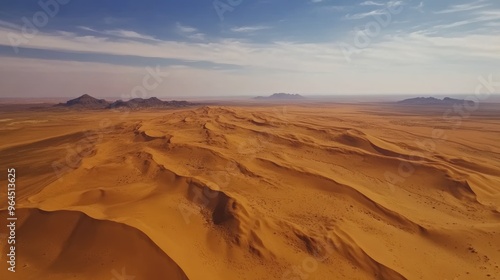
[0,104,499,280]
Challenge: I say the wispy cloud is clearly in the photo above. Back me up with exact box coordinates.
[1,22,499,74]
[387,1,404,8]
[434,0,490,14]
[0,19,21,29]
[105,30,158,41]
[175,23,197,33]
[345,9,385,20]
[230,25,271,33]
[360,1,385,6]
[419,9,500,33]
[413,1,424,13]
[484,21,500,27]
[175,23,205,40]
[479,10,500,20]
[78,26,159,41]
[345,0,404,19]
[1,22,499,97]
[1,0,500,97]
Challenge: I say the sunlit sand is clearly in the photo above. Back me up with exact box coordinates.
[1,103,499,279]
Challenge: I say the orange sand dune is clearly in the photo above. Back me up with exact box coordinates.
[0,104,499,280]
[0,209,188,280]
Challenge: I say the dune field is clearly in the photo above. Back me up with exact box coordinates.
[0,103,499,280]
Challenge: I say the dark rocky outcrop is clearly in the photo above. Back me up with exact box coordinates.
[56,95,193,110]
[108,97,190,109]
[56,94,110,109]
[398,97,471,105]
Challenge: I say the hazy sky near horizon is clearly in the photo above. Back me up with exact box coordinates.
[0,0,499,98]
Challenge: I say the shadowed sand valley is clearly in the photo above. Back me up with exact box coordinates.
[1,103,499,280]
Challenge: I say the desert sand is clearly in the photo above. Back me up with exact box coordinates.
[0,103,499,280]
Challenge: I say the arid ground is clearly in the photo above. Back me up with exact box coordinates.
[1,103,499,280]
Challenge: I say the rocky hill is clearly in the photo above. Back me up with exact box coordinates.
[56,95,192,109]
[57,94,110,109]
[398,97,469,105]
[108,97,190,109]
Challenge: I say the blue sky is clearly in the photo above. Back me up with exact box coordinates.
[0,0,499,98]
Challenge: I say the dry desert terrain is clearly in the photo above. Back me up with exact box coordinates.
[0,103,499,280]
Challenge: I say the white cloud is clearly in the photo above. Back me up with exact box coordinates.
[345,9,385,19]
[77,26,159,41]
[230,25,271,33]
[355,32,500,72]
[0,25,345,73]
[176,23,198,33]
[418,9,500,33]
[1,16,500,97]
[175,23,205,41]
[434,0,490,14]
[484,21,500,27]
[1,22,499,73]
[104,29,158,41]
[413,2,424,13]
[0,20,21,29]
[387,1,404,8]
[360,1,384,6]
[478,10,500,20]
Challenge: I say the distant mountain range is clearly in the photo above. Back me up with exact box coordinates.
[109,97,190,109]
[398,97,471,105]
[254,93,305,100]
[56,94,193,109]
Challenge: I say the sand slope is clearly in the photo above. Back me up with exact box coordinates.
[0,104,499,279]
[0,209,188,280]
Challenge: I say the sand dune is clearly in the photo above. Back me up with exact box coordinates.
[0,104,499,279]
[0,208,188,280]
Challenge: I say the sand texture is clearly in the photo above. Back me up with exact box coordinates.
[0,104,499,280]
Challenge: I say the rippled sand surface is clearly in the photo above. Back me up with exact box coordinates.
[1,103,499,280]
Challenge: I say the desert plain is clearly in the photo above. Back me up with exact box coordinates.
[0,102,499,280]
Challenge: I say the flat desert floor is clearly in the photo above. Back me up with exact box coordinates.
[1,103,499,280]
